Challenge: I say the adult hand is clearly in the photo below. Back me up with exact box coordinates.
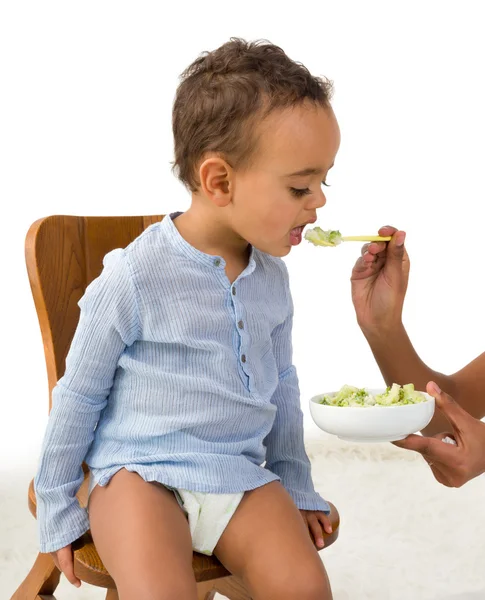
[350,225,409,335]
[394,382,485,487]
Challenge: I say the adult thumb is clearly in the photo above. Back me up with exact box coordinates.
[384,231,406,276]
[426,381,468,435]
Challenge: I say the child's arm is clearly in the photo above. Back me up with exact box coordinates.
[351,225,485,435]
[34,248,140,553]
[263,272,329,515]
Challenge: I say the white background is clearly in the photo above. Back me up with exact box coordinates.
[1,0,484,465]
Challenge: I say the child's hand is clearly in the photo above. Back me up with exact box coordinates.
[350,226,409,336]
[51,544,81,588]
[300,509,333,550]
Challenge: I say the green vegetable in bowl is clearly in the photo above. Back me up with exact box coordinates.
[319,383,426,407]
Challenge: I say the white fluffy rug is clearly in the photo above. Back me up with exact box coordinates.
[2,434,485,599]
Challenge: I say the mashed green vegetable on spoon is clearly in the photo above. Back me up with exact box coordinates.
[319,383,427,407]
[305,227,391,247]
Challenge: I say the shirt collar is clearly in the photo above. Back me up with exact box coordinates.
[161,212,256,276]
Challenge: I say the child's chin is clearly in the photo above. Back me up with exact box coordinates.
[267,246,291,258]
[252,239,291,257]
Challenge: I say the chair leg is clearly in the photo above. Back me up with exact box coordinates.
[10,552,61,600]
[105,589,119,600]
[197,580,217,600]
[213,575,252,600]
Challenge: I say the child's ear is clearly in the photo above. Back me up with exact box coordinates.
[198,156,233,207]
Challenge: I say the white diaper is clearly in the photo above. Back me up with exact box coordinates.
[87,471,243,556]
[168,487,244,555]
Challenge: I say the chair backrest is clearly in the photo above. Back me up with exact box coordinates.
[25,215,163,412]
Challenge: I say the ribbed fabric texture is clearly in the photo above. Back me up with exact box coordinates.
[34,212,329,553]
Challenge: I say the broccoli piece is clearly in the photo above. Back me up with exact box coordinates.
[318,383,427,408]
[304,227,343,247]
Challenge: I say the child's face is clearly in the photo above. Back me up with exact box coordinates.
[231,102,340,257]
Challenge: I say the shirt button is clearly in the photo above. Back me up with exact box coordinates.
[232,286,236,295]
[214,259,221,267]
[241,354,246,363]
[238,320,244,329]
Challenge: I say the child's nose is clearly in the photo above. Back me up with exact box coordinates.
[308,190,327,209]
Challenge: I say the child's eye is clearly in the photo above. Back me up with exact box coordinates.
[290,181,330,198]
[290,187,311,198]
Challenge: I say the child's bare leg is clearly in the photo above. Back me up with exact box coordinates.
[214,481,332,600]
[88,468,197,600]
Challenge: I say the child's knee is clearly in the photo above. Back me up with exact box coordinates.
[266,564,332,600]
[299,573,333,600]
[116,577,198,600]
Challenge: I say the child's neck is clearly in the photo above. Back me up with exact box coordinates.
[173,205,251,284]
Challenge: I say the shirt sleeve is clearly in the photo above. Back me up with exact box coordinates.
[263,267,330,513]
[34,248,141,553]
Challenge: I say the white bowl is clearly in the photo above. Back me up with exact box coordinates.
[309,388,435,443]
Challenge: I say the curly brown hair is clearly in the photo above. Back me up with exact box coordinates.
[172,38,333,192]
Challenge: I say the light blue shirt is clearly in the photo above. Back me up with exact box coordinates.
[34,213,329,553]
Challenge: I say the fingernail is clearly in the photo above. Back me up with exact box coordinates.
[75,582,81,588]
[396,232,406,247]
[430,382,441,395]
[442,436,457,445]
[318,538,324,547]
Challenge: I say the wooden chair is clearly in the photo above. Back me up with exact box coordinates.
[12,214,340,600]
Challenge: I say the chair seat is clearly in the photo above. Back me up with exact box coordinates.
[28,472,339,588]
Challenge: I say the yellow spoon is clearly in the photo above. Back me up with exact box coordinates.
[341,235,392,242]
[305,227,392,247]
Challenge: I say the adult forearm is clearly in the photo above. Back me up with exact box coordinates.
[362,323,456,435]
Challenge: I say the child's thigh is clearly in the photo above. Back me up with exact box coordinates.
[88,468,197,599]
[214,481,332,600]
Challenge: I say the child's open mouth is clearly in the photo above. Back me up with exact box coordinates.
[289,226,304,246]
